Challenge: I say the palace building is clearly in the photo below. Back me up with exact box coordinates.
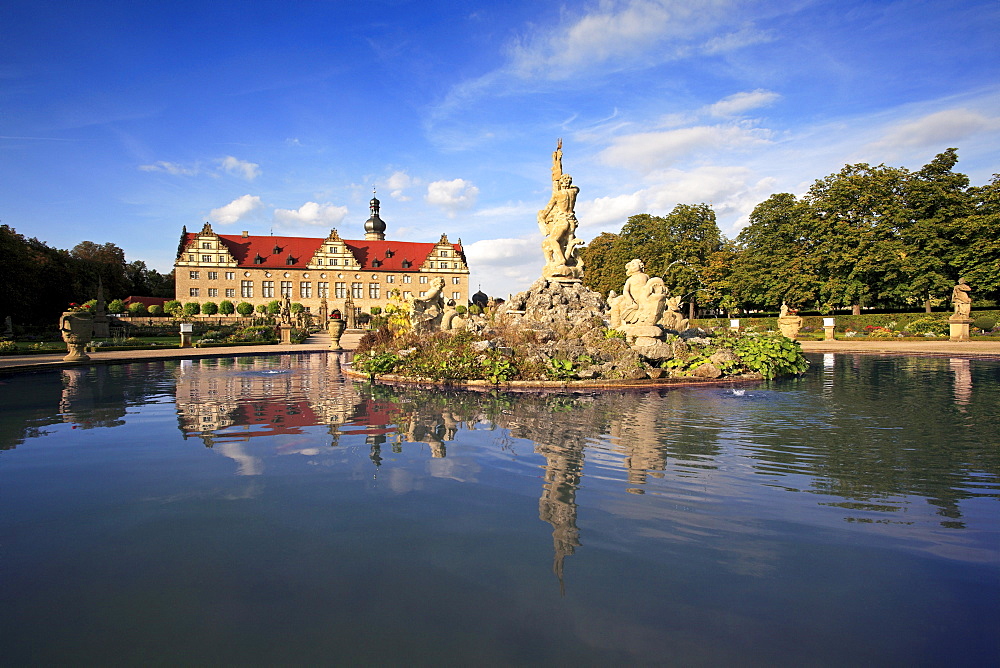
[174,195,469,318]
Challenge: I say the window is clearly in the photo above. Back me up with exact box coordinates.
[351,283,363,299]
[189,271,200,280]
[225,288,236,298]
[331,258,338,265]
[253,254,264,264]
[318,282,329,298]
[452,277,461,284]
[368,283,380,299]
[453,263,459,269]
[262,281,274,298]
[329,247,335,253]
[440,250,448,257]
[335,282,346,298]
[386,275,394,283]
[202,242,212,249]
[226,272,235,280]
[280,281,293,298]
[189,288,200,297]
[316,258,324,265]
[241,281,253,298]
[419,291,427,298]
[201,255,212,263]
[403,291,412,299]
[419,275,428,284]
[300,282,312,299]
[208,288,219,298]
[402,275,411,284]
[452,292,460,300]
[208,271,218,280]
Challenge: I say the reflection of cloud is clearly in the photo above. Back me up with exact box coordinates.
[216,442,262,476]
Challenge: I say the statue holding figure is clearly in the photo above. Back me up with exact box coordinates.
[608,259,669,334]
[412,277,447,332]
[951,277,972,320]
[660,295,689,332]
[538,139,584,282]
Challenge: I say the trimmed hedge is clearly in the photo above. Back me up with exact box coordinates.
[697,310,1000,336]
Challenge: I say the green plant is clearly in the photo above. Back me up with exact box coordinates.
[482,351,517,384]
[219,300,235,315]
[127,302,148,316]
[183,302,201,317]
[291,302,305,315]
[108,298,126,313]
[370,306,382,316]
[903,317,948,336]
[0,340,18,354]
[148,304,164,316]
[604,328,625,339]
[236,302,254,316]
[355,351,400,380]
[202,301,218,316]
[734,333,809,379]
[547,358,576,380]
[973,315,996,332]
[267,300,281,315]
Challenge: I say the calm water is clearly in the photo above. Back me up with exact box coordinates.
[1,353,998,666]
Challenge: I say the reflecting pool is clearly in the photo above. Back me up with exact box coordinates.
[1,353,998,665]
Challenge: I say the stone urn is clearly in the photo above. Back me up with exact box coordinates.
[329,317,346,350]
[60,311,93,362]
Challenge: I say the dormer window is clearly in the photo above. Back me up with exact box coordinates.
[254,254,264,264]
[372,259,382,268]
[286,254,296,265]
[402,260,412,268]
[385,250,394,258]
[273,245,282,255]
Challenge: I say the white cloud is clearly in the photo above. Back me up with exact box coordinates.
[465,237,544,299]
[702,25,772,55]
[868,108,1000,151]
[273,202,348,227]
[219,156,261,180]
[707,89,780,117]
[138,161,199,176]
[384,171,419,201]
[425,178,479,216]
[209,195,264,225]
[508,0,735,80]
[600,124,772,171]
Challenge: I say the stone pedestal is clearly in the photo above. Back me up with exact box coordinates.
[778,315,803,340]
[279,324,294,345]
[179,332,193,348]
[949,317,973,342]
[824,325,836,340]
[329,319,346,350]
[60,312,92,362]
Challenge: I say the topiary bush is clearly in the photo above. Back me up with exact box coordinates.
[972,315,996,333]
[219,300,235,315]
[148,304,164,316]
[128,302,148,316]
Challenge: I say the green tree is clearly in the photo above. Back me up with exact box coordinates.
[256,304,268,314]
[202,301,218,316]
[581,231,627,297]
[236,301,254,316]
[183,302,201,317]
[108,298,126,313]
[950,174,1000,304]
[164,299,183,316]
[148,304,164,316]
[70,241,129,299]
[128,302,148,316]
[291,302,304,315]
[267,300,281,315]
[219,300,235,315]
[732,193,821,311]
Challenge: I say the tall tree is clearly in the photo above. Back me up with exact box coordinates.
[949,174,1000,304]
[581,232,626,297]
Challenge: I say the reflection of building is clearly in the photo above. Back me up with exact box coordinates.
[174,197,470,317]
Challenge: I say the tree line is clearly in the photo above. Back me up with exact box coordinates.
[0,225,174,325]
[582,149,999,315]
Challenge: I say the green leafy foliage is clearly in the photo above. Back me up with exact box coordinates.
[734,334,809,379]
[236,302,254,316]
[219,300,235,315]
[202,301,218,316]
[127,302,148,316]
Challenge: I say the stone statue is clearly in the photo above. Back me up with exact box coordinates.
[441,299,462,331]
[412,277,447,332]
[660,295,689,332]
[280,295,292,324]
[3,315,12,338]
[951,277,972,320]
[609,259,666,329]
[778,305,803,340]
[538,139,584,282]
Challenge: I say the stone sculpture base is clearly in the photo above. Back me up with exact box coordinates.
[778,315,803,340]
[824,325,836,340]
[63,343,90,362]
[949,318,972,342]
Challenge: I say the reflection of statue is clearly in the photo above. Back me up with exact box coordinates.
[951,278,972,319]
[412,277,447,332]
[537,139,584,282]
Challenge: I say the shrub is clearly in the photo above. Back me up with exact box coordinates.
[230,325,277,343]
[291,302,305,315]
[973,315,997,332]
[202,301,218,316]
[469,305,482,315]
[164,300,183,316]
[370,306,382,316]
[267,300,281,315]
[455,304,467,315]
[108,298,126,313]
[183,302,201,317]
[903,316,949,337]
[236,302,254,316]
[0,340,18,354]
[148,304,164,316]
[128,302,148,316]
[734,333,809,379]
[257,304,269,314]
[219,300,235,315]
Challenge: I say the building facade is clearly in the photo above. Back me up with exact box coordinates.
[174,196,470,317]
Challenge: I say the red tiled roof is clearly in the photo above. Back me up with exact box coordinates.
[124,296,170,307]
[183,233,464,271]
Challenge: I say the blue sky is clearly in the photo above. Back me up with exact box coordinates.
[3,0,998,299]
